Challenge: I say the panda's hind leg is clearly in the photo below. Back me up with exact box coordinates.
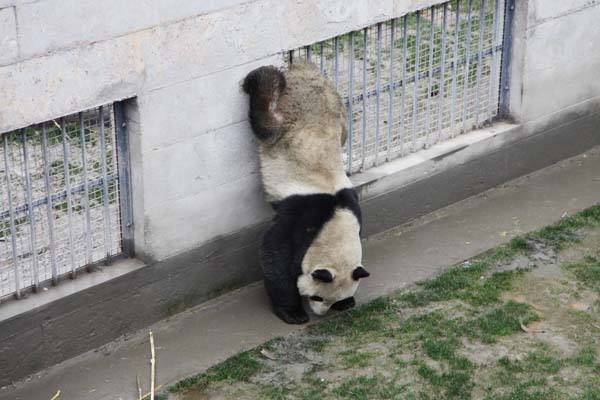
[260,223,309,324]
[262,262,309,324]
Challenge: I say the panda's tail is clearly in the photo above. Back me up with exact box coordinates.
[242,66,286,142]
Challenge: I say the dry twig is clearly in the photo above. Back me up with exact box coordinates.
[149,332,156,400]
[137,374,142,400]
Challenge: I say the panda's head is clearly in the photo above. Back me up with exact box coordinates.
[297,265,370,315]
[296,208,369,316]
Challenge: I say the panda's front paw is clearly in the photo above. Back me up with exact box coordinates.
[274,306,309,324]
[331,296,355,311]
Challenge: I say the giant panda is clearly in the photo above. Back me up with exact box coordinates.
[242,62,370,324]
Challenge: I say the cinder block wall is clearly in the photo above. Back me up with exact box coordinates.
[1,0,599,263]
[508,0,600,122]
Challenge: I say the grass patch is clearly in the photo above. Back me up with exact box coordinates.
[468,301,539,342]
[417,363,474,400]
[332,375,405,400]
[169,349,264,393]
[563,256,600,293]
[489,343,600,400]
[310,297,397,338]
[168,204,600,400]
[338,350,375,368]
[399,260,526,307]
[260,384,291,400]
[528,204,600,250]
[303,336,330,352]
[571,346,598,367]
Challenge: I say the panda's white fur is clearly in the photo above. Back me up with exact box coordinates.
[243,62,369,324]
[298,209,362,315]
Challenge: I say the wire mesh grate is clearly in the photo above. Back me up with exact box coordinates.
[0,105,124,300]
[288,0,506,173]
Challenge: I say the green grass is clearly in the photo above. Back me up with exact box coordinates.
[166,204,600,400]
[416,363,474,400]
[260,384,291,400]
[332,375,405,400]
[571,346,598,367]
[338,350,375,368]
[487,341,600,400]
[529,205,600,250]
[468,300,540,342]
[563,256,600,293]
[399,259,527,307]
[169,349,264,394]
[310,297,398,339]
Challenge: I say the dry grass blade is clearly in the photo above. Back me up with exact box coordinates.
[49,390,61,400]
[519,319,546,333]
[137,374,142,400]
[150,332,156,400]
[140,384,163,400]
[260,348,278,360]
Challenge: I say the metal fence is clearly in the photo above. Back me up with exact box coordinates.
[288,0,509,174]
[0,104,132,300]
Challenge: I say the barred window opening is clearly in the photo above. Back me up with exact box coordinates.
[289,0,507,174]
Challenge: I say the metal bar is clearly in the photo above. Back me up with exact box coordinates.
[488,0,501,123]
[461,0,474,134]
[498,0,514,117]
[400,15,408,156]
[411,11,421,152]
[114,102,134,257]
[79,112,93,267]
[320,42,325,74]
[375,22,382,165]
[387,19,396,161]
[306,45,312,62]
[437,2,449,139]
[99,106,112,264]
[450,0,461,132]
[0,174,118,221]
[347,32,354,174]
[21,130,39,291]
[361,28,368,170]
[343,43,501,107]
[3,134,21,299]
[474,0,487,127]
[41,124,58,285]
[425,6,435,146]
[61,117,77,278]
[289,50,294,65]
[110,101,119,177]
[334,37,339,90]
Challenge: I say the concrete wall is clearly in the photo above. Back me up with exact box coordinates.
[0,0,449,262]
[508,0,600,122]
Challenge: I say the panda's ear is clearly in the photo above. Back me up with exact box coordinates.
[311,269,334,283]
[352,266,370,281]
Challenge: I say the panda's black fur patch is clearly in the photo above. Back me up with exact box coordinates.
[260,188,361,324]
[242,66,287,142]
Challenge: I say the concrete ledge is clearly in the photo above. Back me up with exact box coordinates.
[1,104,600,385]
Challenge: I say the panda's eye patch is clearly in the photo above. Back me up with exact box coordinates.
[309,295,324,302]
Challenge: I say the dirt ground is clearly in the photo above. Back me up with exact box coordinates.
[162,205,600,400]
